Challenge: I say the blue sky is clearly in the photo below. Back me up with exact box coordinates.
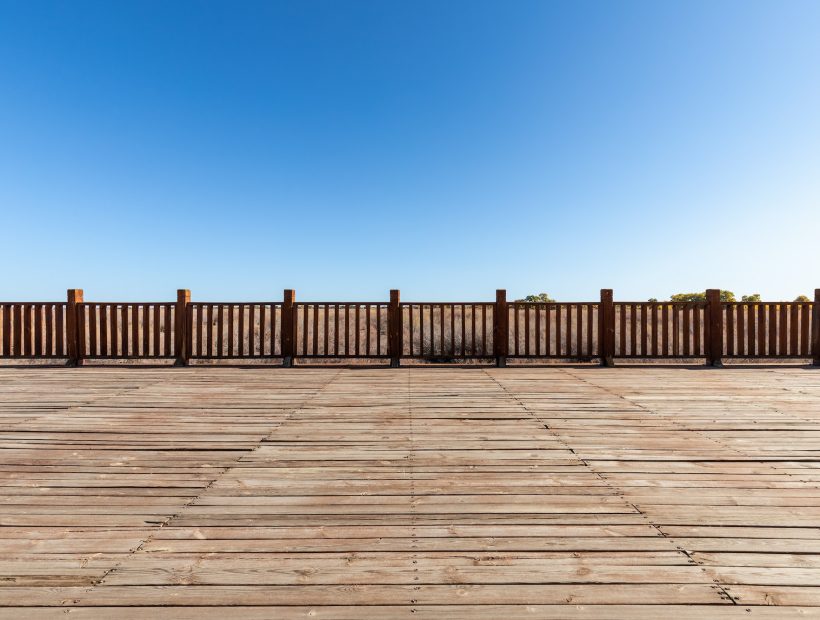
[1,1,818,302]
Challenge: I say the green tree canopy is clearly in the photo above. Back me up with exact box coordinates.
[670,290,736,302]
[741,294,761,302]
[795,295,811,302]
[517,293,555,303]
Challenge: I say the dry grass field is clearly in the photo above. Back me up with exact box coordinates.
[1,366,820,617]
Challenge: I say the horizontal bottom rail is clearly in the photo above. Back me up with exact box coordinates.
[79,355,177,360]
[3,356,815,366]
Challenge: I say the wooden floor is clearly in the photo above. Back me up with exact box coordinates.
[2,366,820,618]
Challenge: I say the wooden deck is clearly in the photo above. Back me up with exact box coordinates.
[2,366,820,618]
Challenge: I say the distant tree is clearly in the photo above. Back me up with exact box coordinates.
[795,295,811,302]
[669,292,705,302]
[516,293,555,303]
[647,298,658,303]
[741,294,761,302]
[670,290,736,303]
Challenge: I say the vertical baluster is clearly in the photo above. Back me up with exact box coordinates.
[259,304,267,356]
[131,305,139,357]
[662,304,669,356]
[355,304,360,356]
[801,303,810,356]
[366,305,371,356]
[439,304,445,356]
[33,305,43,356]
[460,305,465,356]
[76,304,85,360]
[165,305,173,357]
[207,305,215,357]
[2,305,9,356]
[768,303,777,355]
[142,303,150,356]
[514,305,520,356]
[779,304,788,356]
[556,304,562,356]
[44,304,53,356]
[23,304,32,356]
[547,304,553,356]
[450,304,456,356]
[651,304,658,356]
[748,304,756,356]
[86,304,96,357]
[481,304,487,356]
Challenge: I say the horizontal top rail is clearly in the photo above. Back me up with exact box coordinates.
[511,301,599,306]
[400,301,494,306]
[296,301,386,305]
[189,301,282,305]
[0,301,67,305]
[723,301,812,305]
[614,301,708,306]
[79,301,175,305]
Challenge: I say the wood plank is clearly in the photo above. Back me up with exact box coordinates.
[0,367,819,613]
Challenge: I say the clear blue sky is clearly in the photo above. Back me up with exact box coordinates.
[1,1,818,302]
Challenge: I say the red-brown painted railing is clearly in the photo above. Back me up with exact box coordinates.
[294,302,388,358]
[0,302,68,358]
[722,302,813,358]
[1,288,819,366]
[78,302,176,359]
[509,302,599,359]
[402,302,495,359]
[187,303,282,360]
[613,302,708,358]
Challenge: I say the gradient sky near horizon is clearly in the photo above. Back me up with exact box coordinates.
[1,1,819,302]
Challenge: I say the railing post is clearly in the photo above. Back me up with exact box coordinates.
[599,289,615,367]
[175,289,190,366]
[66,289,83,366]
[494,289,507,367]
[282,289,295,367]
[388,289,401,368]
[812,289,820,366]
[707,289,723,367]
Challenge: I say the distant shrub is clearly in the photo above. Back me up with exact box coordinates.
[795,295,811,302]
[741,294,761,302]
[516,293,555,303]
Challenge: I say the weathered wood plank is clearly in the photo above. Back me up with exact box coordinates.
[1,366,820,612]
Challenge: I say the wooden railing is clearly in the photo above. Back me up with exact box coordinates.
[723,301,813,358]
[1,288,819,366]
[0,302,68,358]
[613,302,708,358]
[402,302,495,359]
[78,302,176,359]
[188,303,281,360]
[294,302,388,358]
[509,302,599,359]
